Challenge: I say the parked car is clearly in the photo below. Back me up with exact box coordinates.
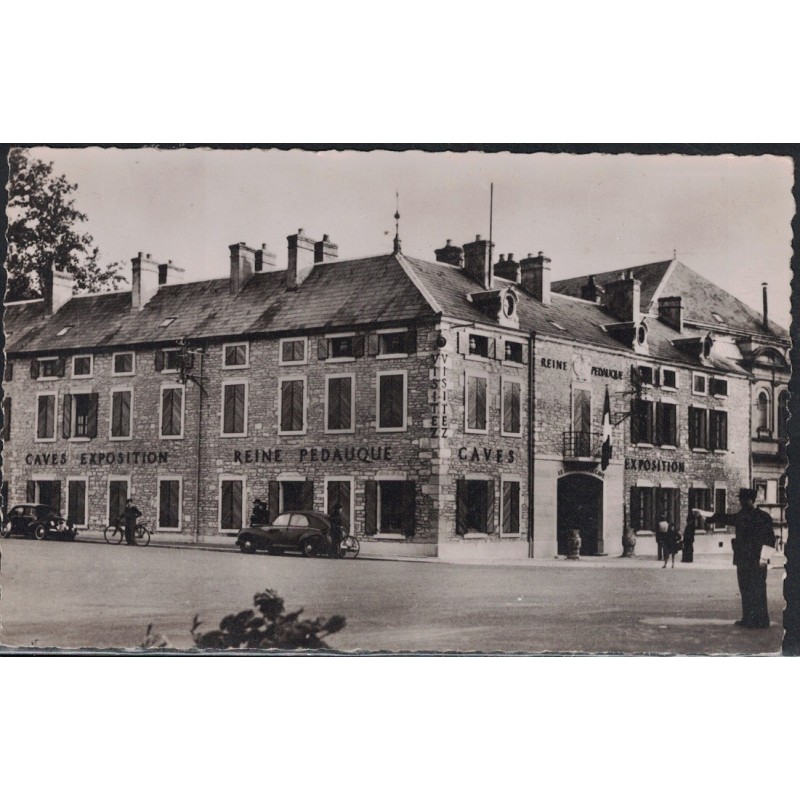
[236,510,331,557]
[1,504,77,541]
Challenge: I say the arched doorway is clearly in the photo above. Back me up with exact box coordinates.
[557,473,603,556]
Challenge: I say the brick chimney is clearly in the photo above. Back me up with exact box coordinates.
[434,239,464,267]
[158,260,185,286]
[314,234,339,264]
[286,228,316,290]
[131,252,161,309]
[658,295,683,332]
[462,235,493,290]
[580,275,603,303]
[494,253,521,282]
[520,252,552,305]
[255,242,278,273]
[43,268,75,316]
[604,270,641,322]
[229,242,256,294]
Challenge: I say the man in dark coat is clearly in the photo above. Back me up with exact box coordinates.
[250,499,268,526]
[708,488,775,628]
[329,502,344,558]
[122,498,142,546]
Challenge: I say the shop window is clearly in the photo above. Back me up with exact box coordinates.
[630,399,655,445]
[456,478,495,535]
[692,373,707,395]
[110,389,132,439]
[502,480,520,535]
[714,488,728,529]
[326,375,354,432]
[656,402,678,447]
[1,397,11,441]
[280,338,307,365]
[220,479,243,532]
[36,394,56,441]
[108,480,129,526]
[688,407,708,449]
[222,382,248,436]
[661,369,677,390]
[64,392,98,439]
[364,480,416,537]
[160,386,184,438]
[223,343,249,368]
[466,373,488,433]
[630,486,655,531]
[72,355,93,378]
[709,409,728,451]
[504,340,524,364]
[377,372,406,431]
[158,478,182,530]
[469,334,489,358]
[67,479,87,528]
[710,377,728,397]
[113,352,135,375]
[502,380,522,435]
[326,480,352,532]
[279,378,306,433]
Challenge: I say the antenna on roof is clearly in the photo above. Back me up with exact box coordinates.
[673,248,677,260]
[393,191,402,255]
[489,182,494,274]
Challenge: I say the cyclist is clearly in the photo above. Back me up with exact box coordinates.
[122,498,142,546]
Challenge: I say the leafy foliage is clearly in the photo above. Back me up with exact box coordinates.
[6,149,124,300]
[188,589,346,650]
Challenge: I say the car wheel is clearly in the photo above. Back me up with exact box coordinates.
[33,524,47,541]
[239,537,258,554]
[302,536,325,558]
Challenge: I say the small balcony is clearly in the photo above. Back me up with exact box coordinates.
[751,435,787,463]
[562,431,604,461]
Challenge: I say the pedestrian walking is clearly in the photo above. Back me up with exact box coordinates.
[122,498,141,546]
[329,502,344,558]
[662,523,681,568]
[656,515,669,561]
[681,510,696,563]
[707,488,776,629]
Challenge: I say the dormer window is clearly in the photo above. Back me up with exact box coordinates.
[56,326,72,337]
[469,334,489,358]
[550,322,566,332]
[711,313,724,323]
[159,317,177,328]
[503,294,516,318]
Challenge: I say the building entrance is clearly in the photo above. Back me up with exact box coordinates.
[557,473,603,556]
[26,480,62,514]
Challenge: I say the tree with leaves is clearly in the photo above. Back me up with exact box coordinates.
[6,149,123,300]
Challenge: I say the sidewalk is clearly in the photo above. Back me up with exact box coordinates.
[70,529,787,570]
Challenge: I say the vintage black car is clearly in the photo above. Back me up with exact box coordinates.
[1,504,77,541]
[236,510,332,557]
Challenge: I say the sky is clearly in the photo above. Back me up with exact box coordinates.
[22,146,795,328]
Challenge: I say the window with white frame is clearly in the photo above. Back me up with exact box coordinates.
[330,335,355,359]
[158,477,182,531]
[377,371,406,431]
[223,343,249,369]
[66,392,98,439]
[160,385,184,438]
[456,478,495,535]
[326,375,354,432]
[504,340,524,364]
[468,334,489,358]
[219,477,244,532]
[692,373,707,395]
[36,357,63,379]
[110,388,133,439]
[661,368,677,390]
[279,377,306,433]
[280,338,307,365]
[36,393,57,441]
[502,378,522,435]
[465,373,488,433]
[501,480,521,535]
[221,381,248,436]
[378,330,408,357]
[161,349,182,372]
[113,352,135,375]
[72,355,93,378]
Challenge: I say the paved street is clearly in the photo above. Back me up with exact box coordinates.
[0,538,784,654]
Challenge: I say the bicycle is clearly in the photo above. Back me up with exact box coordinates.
[337,528,360,559]
[104,518,152,546]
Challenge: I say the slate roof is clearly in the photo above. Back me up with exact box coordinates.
[552,259,789,341]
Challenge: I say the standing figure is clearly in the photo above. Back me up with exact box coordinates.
[681,511,696,563]
[662,523,681,568]
[708,488,776,629]
[329,502,344,559]
[656,515,669,561]
[250,499,268,526]
[123,498,142,546]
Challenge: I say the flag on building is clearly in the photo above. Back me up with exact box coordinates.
[601,387,612,470]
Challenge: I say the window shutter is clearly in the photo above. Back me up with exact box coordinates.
[30,359,40,379]
[4,360,12,382]
[654,402,663,446]
[367,333,380,356]
[87,393,99,438]
[401,482,416,537]
[630,488,641,531]
[502,482,512,533]
[688,407,696,449]
[521,343,529,365]
[318,338,330,360]
[503,383,513,432]
[52,480,62,515]
[653,367,660,387]
[630,400,640,444]
[301,481,314,511]
[487,338,497,360]
[62,393,72,439]
[720,411,728,450]
[2,397,10,441]
[56,357,66,377]
[27,480,36,502]
[456,479,468,536]
[405,328,417,355]
[364,481,377,535]
[457,331,469,354]
[155,349,165,372]
[268,481,280,523]
[485,480,495,534]
[353,335,365,358]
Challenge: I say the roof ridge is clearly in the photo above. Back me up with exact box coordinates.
[394,252,443,315]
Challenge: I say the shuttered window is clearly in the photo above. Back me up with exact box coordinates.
[503,380,521,435]
[67,480,87,527]
[281,339,306,364]
[466,374,488,432]
[158,479,181,529]
[280,379,305,432]
[457,479,495,534]
[222,383,247,435]
[111,390,132,438]
[656,402,678,446]
[223,343,248,368]
[73,394,93,437]
[630,399,654,445]
[378,481,416,537]
[378,373,405,430]
[36,394,56,440]
[710,409,727,451]
[220,480,243,531]
[327,376,353,431]
[630,487,655,531]
[327,480,352,531]
[113,352,134,375]
[688,407,708,449]
[161,387,184,437]
[502,481,520,534]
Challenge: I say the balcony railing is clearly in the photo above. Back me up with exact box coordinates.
[562,431,604,460]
